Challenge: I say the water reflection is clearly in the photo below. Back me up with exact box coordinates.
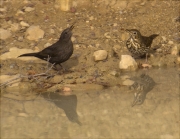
[130,74,156,107]
[41,92,82,125]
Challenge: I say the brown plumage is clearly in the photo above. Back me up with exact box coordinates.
[126,29,158,60]
[18,23,75,69]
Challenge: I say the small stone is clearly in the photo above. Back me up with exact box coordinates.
[121,75,130,80]
[104,32,111,39]
[109,70,119,77]
[49,28,55,34]
[26,25,44,41]
[93,50,108,61]
[34,46,40,51]
[89,16,94,20]
[10,23,20,32]
[0,28,12,40]
[0,7,7,12]
[122,79,134,86]
[17,36,23,41]
[160,134,174,139]
[16,10,25,16]
[177,57,180,63]
[71,36,76,42]
[18,113,29,117]
[121,32,129,41]
[119,55,138,71]
[142,63,152,68]
[114,1,127,10]
[168,40,174,45]
[63,87,71,92]
[171,45,178,55]
[51,75,63,83]
[113,23,117,27]
[44,42,52,48]
[161,36,167,42]
[24,7,35,12]
[20,21,30,27]
[112,45,121,54]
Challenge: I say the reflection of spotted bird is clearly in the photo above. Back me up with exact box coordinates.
[130,74,156,107]
[126,29,158,61]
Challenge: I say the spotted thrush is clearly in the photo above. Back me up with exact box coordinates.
[126,29,158,61]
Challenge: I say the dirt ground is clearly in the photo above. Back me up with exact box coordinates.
[0,0,180,139]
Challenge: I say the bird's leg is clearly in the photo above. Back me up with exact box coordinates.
[145,53,148,63]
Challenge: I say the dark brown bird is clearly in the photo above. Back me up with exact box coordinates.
[126,29,158,61]
[18,23,75,69]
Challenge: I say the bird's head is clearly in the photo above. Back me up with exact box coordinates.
[132,91,146,107]
[126,29,142,41]
[60,23,75,42]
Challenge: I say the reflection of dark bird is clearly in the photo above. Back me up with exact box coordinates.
[41,92,81,125]
[130,74,156,107]
[18,23,75,69]
[126,29,158,61]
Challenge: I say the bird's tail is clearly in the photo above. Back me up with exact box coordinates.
[18,52,38,57]
[150,34,159,39]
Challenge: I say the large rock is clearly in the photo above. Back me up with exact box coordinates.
[119,55,138,71]
[0,28,12,40]
[25,25,44,41]
[93,50,108,61]
[0,47,39,61]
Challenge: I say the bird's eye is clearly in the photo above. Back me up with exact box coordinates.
[133,32,137,35]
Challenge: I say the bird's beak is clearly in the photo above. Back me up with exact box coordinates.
[131,98,138,107]
[131,92,140,107]
[69,22,75,31]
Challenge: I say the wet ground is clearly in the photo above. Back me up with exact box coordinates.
[0,0,180,139]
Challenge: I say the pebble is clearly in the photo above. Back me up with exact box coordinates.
[161,36,167,43]
[120,75,130,80]
[71,36,76,42]
[25,25,44,41]
[16,10,25,16]
[160,134,174,139]
[20,21,30,27]
[122,79,134,86]
[50,75,63,83]
[121,32,129,41]
[49,28,55,34]
[171,45,178,55]
[119,55,138,71]
[0,28,12,40]
[93,50,108,61]
[104,32,111,39]
[18,113,29,117]
[10,23,20,32]
[177,57,180,63]
[114,1,127,9]
[44,42,52,48]
[17,36,24,41]
[0,7,7,12]
[24,7,35,12]
[109,70,119,77]
[168,40,174,45]
[112,45,121,54]
[89,16,94,20]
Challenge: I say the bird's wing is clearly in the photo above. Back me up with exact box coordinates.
[38,44,59,58]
